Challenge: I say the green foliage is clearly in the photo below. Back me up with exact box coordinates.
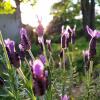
[0,0,15,14]
[51,0,80,20]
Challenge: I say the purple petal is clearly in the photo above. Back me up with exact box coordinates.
[4,38,15,53]
[36,24,44,36]
[61,25,65,34]
[86,25,94,37]
[32,59,44,77]
[44,70,48,77]
[39,55,46,64]
[96,31,100,38]
[20,27,27,36]
[20,27,31,51]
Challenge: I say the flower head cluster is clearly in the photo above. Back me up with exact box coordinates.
[36,16,44,37]
[19,27,31,51]
[5,39,20,68]
[61,25,76,49]
[86,25,100,58]
[30,59,48,96]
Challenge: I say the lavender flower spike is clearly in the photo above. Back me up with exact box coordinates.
[61,95,69,100]
[86,25,100,57]
[86,25,100,38]
[20,27,31,51]
[30,59,48,96]
[36,16,44,37]
[5,39,20,68]
[32,59,44,77]
[61,26,69,48]
[4,38,15,53]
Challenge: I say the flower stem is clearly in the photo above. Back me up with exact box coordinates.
[63,48,66,71]
[0,31,11,70]
[28,49,35,60]
[42,41,49,66]
[16,67,27,83]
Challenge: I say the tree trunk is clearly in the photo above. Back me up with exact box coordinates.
[90,0,95,29]
[81,0,95,32]
[15,0,22,27]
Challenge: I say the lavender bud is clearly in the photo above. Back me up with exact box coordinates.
[36,24,44,36]
[5,39,21,68]
[46,39,51,52]
[39,55,46,64]
[31,59,48,96]
[20,27,31,51]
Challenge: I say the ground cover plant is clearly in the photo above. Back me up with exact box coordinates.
[0,23,100,100]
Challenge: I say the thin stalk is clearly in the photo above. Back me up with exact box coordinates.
[42,41,49,66]
[24,57,31,68]
[63,48,66,71]
[67,48,73,94]
[28,49,35,60]
[49,52,55,67]
[16,67,27,83]
[24,58,36,100]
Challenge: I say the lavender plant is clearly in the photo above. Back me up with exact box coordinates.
[0,24,100,100]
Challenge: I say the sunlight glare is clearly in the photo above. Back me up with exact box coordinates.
[20,0,60,28]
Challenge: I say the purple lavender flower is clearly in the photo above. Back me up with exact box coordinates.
[86,25,100,57]
[4,38,15,53]
[39,54,46,64]
[36,17,44,37]
[20,27,31,51]
[30,59,48,96]
[61,95,69,100]
[46,39,51,52]
[61,28,69,48]
[5,39,20,68]
[86,25,100,38]
[33,74,48,96]
[32,59,44,77]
